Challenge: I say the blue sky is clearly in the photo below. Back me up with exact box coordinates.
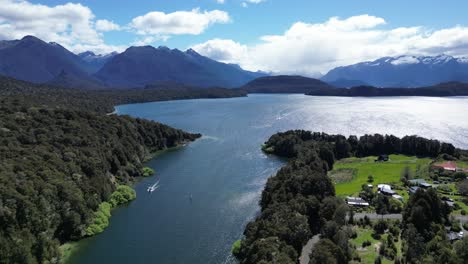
[30,0,468,49]
[2,0,468,75]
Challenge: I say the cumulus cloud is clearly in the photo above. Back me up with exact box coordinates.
[0,0,123,54]
[191,15,468,76]
[131,35,170,46]
[216,0,225,3]
[95,19,120,31]
[130,8,230,36]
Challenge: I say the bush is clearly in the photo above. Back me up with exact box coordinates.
[86,185,136,236]
[85,202,112,236]
[109,185,136,207]
[362,240,372,247]
[231,240,242,257]
[142,167,155,177]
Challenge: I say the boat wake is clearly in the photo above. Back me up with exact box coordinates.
[147,180,160,193]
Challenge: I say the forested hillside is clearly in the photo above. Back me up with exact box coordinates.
[0,76,247,114]
[0,98,201,263]
[236,131,464,263]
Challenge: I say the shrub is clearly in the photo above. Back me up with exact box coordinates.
[231,240,242,257]
[109,185,136,207]
[142,167,155,177]
[85,202,112,236]
[362,240,372,247]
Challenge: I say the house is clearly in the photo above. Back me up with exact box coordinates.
[442,197,455,207]
[447,231,463,241]
[420,182,432,189]
[346,196,369,207]
[377,184,396,196]
[409,186,420,194]
[375,154,389,162]
[432,161,457,172]
[408,179,427,186]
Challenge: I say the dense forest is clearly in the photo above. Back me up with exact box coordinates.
[0,98,201,263]
[236,130,466,264]
[0,76,247,114]
[306,82,468,97]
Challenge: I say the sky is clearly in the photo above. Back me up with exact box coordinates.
[2,0,468,76]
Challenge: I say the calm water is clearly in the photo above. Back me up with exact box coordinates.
[69,94,468,264]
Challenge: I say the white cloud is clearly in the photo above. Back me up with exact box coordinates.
[131,35,170,46]
[0,0,122,54]
[130,8,230,36]
[216,0,225,3]
[246,0,266,3]
[241,2,248,8]
[191,15,468,76]
[95,19,120,31]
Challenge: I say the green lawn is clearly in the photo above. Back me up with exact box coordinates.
[350,227,395,264]
[330,155,432,196]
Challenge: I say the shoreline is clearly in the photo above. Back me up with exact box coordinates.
[60,138,198,263]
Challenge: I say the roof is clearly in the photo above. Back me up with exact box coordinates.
[346,197,369,206]
[409,186,420,193]
[378,184,392,190]
[420,182,432,188]
[408,179,426,184]
[392,194,403,200]
[447,232,462,241]
[433,161,457,171]
[381,189,396,195]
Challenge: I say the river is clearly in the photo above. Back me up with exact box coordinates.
[69,94,468,264]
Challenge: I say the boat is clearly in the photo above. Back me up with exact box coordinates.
[147,180,160,193]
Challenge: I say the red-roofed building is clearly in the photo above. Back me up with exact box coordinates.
[432,161,457,172]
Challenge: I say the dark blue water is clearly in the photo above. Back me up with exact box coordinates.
[69,94,468,264]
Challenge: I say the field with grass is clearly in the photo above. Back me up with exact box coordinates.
[330,155,432,196]
[350,227,397,264]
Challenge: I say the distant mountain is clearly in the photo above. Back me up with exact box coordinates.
[95,46,266,88]
[0,36,90,83]
[241,75,334,93]
[306,82,468,97]
[46,70,106,90]
[78,51,118,73]
[322,55,468,87]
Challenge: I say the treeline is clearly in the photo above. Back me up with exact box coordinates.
[236,130,464,264]
[0,76,247,114]
[401,188,460,263]
[264,130,459,160]
[0,98,200,263]
[306,82,468,97]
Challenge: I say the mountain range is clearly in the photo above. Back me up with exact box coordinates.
[95,46,265,88]
[0,36,265,89]
[322,55,468,87]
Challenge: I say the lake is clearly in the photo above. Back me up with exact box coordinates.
[69,94,468,264]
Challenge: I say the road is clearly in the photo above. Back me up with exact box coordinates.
[299,235,320,264]
[351,213,468,223]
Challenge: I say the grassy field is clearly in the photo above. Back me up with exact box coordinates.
[350,227,395,264]
[330,155,432,196]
